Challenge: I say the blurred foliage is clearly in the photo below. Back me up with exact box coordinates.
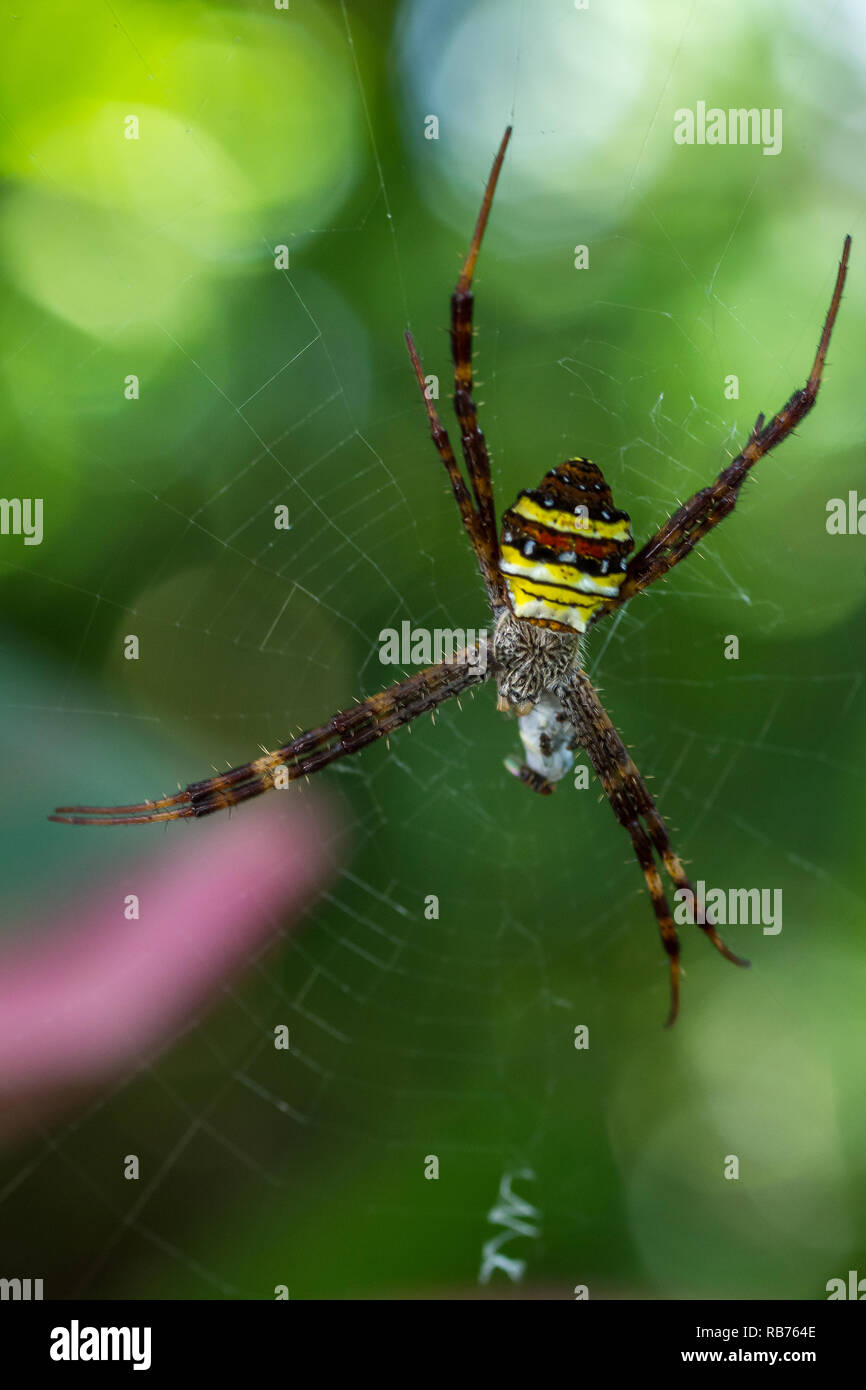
[1,0,865,1299]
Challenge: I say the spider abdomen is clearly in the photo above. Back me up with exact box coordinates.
[504,694,574,794]
[499,458,633,632]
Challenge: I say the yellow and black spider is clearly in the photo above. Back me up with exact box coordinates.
[51,128,850,1026]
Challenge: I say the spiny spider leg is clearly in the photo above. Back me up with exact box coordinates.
[617,235,851,605]
[627,819,683,1028]
[641,806,743,968]
[404,332,500,594]
[450,126,511,546]
[404,127,513,610]
[559,669,749,1026]
[51,647,489,825]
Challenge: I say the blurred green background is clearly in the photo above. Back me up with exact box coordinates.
[1,0,865,1298]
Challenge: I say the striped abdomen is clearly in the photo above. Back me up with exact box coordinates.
[499,458,634,632]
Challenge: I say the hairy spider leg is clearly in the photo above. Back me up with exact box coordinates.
[405,126,514,610]
[450,126,511,547]
[51,648,488,825]
[617,235,851,606]
[560,669,749,1026]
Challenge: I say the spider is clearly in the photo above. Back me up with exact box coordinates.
[51,128,851,1026]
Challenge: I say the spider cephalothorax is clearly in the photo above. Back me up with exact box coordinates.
[51,128,850,1028]
[492,608,580,711]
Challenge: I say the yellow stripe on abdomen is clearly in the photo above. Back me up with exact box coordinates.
[504,577,610,632]
[511,493,631,543]
[500,543,624,597]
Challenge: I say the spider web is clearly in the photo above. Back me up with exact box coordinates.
[2,0,865,1301]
